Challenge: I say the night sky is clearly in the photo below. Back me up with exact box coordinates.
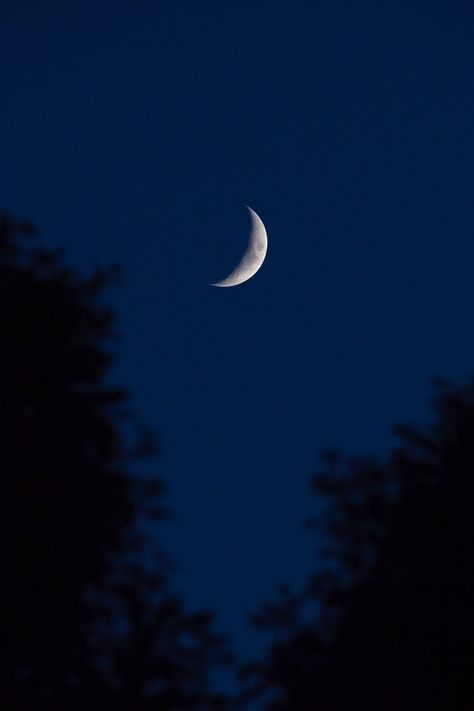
[2,0,474,670]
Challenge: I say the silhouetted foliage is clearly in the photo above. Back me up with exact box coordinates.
[245,378,474,710]
[0,214,230,709]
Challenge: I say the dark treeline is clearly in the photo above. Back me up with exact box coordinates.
[2,214,473,710]
[0,215,231,710]
[243,383,474,709]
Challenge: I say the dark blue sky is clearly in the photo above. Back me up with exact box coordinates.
[2,0,474,671]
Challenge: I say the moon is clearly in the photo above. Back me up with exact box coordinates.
[210,206,268,287]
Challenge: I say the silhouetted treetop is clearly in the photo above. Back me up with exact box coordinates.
[0,213,230,710]
[246,378,474,710]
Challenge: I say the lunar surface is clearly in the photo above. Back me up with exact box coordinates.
[211,206,268,287]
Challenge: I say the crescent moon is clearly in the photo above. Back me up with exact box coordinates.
[210,206,268,287]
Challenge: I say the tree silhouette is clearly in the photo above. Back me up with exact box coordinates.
[245,378,474,710]
[0,214,230,709]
